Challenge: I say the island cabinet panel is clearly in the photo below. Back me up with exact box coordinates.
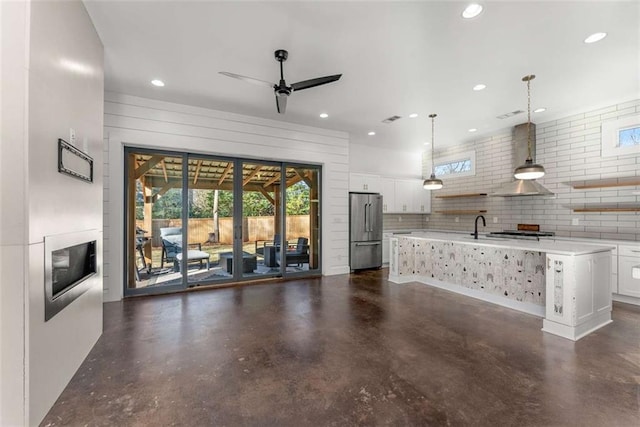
[389,233,614,341]
[543,252,612,340]
[389,238,399,276]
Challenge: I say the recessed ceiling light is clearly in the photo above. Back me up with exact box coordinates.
[319,113,329,118]
[473,84,486,91]
[584,32,607,44]
[468,128,477,132]
[368,131,376,136]
[423,142,430,146]
[534,107,546,113]
[409,113,418,118]
[151,79,165,87]
[462,3,483,19]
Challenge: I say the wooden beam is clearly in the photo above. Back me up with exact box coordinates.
[258,187,275,205]
[193,160,202,184]
[160,160,168,183]
[152,182,178,202]
[218,163,232,185]
[243,165,263,186]
[294,168,313,187]
[286,175,302,187]
[263,172,281,188]
[134,155,164,179]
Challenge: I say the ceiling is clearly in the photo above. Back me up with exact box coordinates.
[84,1,639,151]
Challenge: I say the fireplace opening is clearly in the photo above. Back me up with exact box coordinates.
[45,230,100,321]
[52,241,96,299]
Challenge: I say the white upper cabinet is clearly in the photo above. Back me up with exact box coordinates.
[356,174,430,214]
[380,177,395,213]
[349,173,381,193]
[394,179,414,213]
[412,180,431,213]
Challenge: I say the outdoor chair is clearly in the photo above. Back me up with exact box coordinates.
[160,227,202,269]
[255,234,282,257]
[276,237,309,267]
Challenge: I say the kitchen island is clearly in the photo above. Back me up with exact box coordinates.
[389,232,615,341]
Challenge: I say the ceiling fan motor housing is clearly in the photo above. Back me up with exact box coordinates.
[274,49,289,62]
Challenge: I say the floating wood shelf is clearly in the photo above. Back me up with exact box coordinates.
[435,210,488,214]
[572,206,640,213]
[435,193,488,199]
[569,178,640,190]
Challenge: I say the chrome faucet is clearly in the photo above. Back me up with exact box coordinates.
[473,215,486,240]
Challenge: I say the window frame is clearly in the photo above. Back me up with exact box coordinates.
[601,114,640,158]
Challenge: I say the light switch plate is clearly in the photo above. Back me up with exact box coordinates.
[572,218,580,226]
[493,217,498,223]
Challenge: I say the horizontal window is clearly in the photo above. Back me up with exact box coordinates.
[433,150,476,179]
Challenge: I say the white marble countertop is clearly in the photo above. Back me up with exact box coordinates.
[398,231,616,256]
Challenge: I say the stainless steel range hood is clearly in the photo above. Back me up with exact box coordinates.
[491,122,553,197]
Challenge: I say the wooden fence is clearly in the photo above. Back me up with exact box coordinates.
[137,216,309,247]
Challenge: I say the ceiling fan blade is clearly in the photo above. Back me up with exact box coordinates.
[291,74,342,92]
[275,94,287,114]
[218,72,275,89]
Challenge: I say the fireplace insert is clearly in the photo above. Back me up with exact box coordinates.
[44,229,100,321]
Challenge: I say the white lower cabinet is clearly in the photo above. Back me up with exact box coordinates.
[618,245,640,298]
[543,252,612,341]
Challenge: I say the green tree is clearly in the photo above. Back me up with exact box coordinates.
[286,181,310,215]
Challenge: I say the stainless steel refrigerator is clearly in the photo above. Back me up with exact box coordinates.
[349,192,383,270]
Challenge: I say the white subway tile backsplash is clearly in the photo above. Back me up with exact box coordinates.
[425,99,640,241]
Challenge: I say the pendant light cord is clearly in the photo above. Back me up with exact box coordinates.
[431,115,435,173]
[527,77,532,160]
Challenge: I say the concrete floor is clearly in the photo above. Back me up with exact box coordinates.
[42,269,640,426]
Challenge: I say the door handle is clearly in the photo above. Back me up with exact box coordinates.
[355,242,381,246]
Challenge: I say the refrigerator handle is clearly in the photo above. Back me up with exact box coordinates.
[367,203,372,232]
[363,202,368,232]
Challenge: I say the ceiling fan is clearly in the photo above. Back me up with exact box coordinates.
[219,49,342,114]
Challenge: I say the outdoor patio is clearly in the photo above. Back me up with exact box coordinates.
[134,241,309,288]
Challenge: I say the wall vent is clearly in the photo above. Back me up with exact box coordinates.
[382,115,402,123]
[496,110,525,120]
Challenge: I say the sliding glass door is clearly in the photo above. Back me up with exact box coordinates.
[283,164,321,275]
[241,160,282,280]
[125,151,186,292]
[124,148,321,296]
[185,155,235,286]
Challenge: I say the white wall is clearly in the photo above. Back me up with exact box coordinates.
[349,143,423,179]
[427,100,640,241]
[0,1,104,425]
[103,92,350,302]
[0,2,30,424]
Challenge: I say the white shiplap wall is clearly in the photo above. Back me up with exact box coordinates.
[426,99,640,240]
[103,92,350,302]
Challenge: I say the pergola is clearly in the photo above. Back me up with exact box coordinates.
[127,154,319,277]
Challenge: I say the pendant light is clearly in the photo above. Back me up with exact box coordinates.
[514,74,545,180]
[423,113,444,190]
